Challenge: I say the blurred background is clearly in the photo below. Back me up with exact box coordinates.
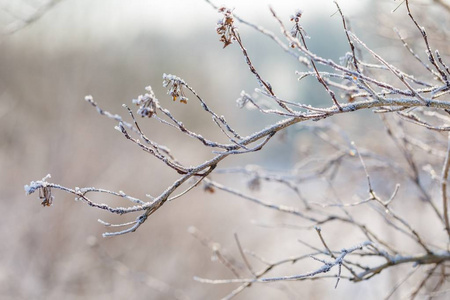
[1,0,450,299]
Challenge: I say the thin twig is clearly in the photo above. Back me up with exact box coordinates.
[441,132,450,240]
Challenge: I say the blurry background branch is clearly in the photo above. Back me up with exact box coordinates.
[0,0,62,35]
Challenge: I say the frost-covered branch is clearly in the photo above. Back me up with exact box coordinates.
[24,0,450,297]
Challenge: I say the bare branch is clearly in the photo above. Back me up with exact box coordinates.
[23,1,450,297]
